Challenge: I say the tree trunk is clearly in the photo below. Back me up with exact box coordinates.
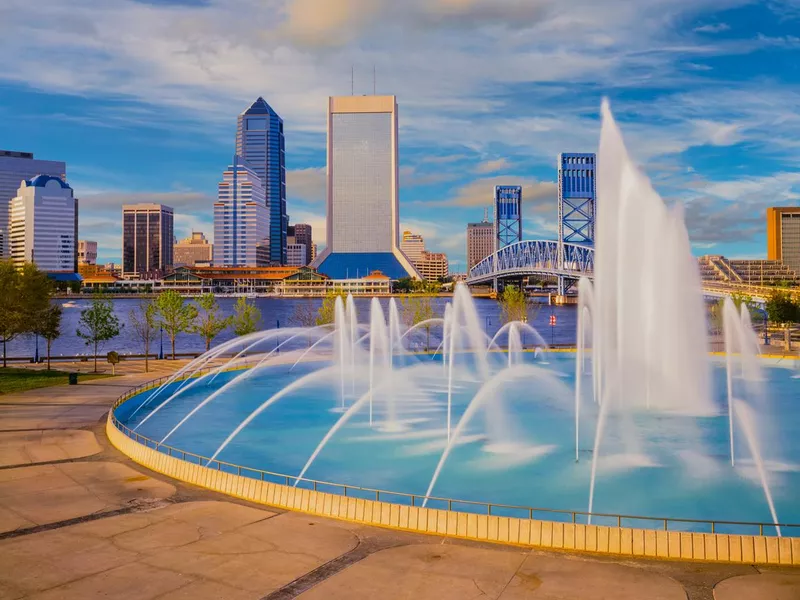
[206,338,211,352]
[144,341,149,373]
[46,340,51,370]
[2,339,6,368]
[171,335,176,360]
[93,340,98,373]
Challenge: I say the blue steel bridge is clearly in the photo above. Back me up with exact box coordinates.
[465,240,594,293]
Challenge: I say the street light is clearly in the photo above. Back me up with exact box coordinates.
[159,325,164,360]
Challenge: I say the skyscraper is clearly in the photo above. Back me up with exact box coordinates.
[0,150,66,257]
[236,98,287,265]
[311,95,419,280]
[10,175,77,275]
[467,219,494,272]
[494,185,522,250]
[122,204,173,278]
[213,156,269,267]
[767,207,800,273]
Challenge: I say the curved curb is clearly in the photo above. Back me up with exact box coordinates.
[106,413,800,567]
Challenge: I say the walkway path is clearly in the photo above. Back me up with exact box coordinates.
[0,359,797,599]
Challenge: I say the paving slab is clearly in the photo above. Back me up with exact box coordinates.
[299,542,528,600]
[0,501,356,600]
[498,552,687,599]
[0,429,101,467]
[714,572,800,599]
[0,461,175,533]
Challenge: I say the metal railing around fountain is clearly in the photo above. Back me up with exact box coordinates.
[111,375,800,539]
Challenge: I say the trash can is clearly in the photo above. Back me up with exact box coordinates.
[68,373,78,385]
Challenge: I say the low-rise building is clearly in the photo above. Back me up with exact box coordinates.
[415,251,448,281]
[78,240,97,265]
[173,231,213,267]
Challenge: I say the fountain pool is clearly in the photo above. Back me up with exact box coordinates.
[112,100,800,537]
[114,343,800,535]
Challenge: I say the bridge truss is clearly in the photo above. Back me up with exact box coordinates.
[465,240,595,289]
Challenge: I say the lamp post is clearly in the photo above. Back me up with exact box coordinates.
[763,311,770,346]
[159,325,164,360]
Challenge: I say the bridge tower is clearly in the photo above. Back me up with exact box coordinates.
[557,153,596,295]
[494,185,523,291]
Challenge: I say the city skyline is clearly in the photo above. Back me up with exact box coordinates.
[1,1,799,268]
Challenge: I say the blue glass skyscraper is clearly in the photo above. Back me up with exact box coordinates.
[236,98,287,265]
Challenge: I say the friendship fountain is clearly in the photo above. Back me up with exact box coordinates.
[109,101,800,553]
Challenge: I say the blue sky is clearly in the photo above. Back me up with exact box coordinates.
[1,0,800,269]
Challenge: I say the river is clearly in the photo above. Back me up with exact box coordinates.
[5,297,578,360]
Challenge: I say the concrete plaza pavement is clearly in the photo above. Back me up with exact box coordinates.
[0,359,798,599]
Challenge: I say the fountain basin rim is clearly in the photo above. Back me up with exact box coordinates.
[110,371,800,545]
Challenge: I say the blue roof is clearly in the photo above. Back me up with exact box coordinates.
[25,174,71,189]
[316,253,414,280]
[242,97,280,117]
[47,273,82,282]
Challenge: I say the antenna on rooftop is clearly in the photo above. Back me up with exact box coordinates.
[483,207,489,222]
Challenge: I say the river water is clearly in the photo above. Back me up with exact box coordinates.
[6,296,578,359]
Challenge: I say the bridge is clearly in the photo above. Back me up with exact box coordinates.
[465,240,800,304]
[465,240,594,291]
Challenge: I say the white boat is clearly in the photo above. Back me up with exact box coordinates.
[61,301,78,308]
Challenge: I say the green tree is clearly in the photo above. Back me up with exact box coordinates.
[765,290,800,350]
[401,293,436,351]
[76,296,122,372]
[393,277,415,294]
[498,285,529,323]
[192,293,230,351]
[129,300,157,373]
[231,297,262,337]
[0,260,22,367]
[34,304,62,370]
[316,290,346,326]
[0,260,53,367]
[155,290,197,359]
[106,351,120,375]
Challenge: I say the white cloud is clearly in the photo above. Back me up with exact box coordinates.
[475,158,511,174]
[287,167,326,203]
[443,176,558,211]
[693,23,730,33]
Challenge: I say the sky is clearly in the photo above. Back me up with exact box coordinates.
[1,0,800,270]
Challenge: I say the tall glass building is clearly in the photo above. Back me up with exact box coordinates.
[213,156,269,267]
[122,204,174,278]
[0,150,66,258]
[311,95,419,280]
[236,98,286,265]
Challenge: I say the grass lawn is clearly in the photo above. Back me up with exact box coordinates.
[0,367,113,395]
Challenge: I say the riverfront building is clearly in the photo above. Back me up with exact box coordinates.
[174,231,213,267]
[0,150,66,258]
[311,95,419,280]
[767,207,800,274]
[78,240,97,265]
[9,175,78,275]
[292,223,313,266]
[236,98,287,265]
[467,219,494,272]
[122,203,173,278]
[213,156,269,268]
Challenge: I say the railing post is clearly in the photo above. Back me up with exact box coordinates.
[488,504,492,516]
[376,491,380,501]
[344,487,348,497]
[759,524,763,536]
[448,499,452,511]
[314,481,317,491]
[572,512,576,524]
[237,466,241,476]
[285,476,290,486]
[411,495,415,507]
[260,471,264,481]
[617,515,621,527]
[529,508,533,520]
[664,519,668,531]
